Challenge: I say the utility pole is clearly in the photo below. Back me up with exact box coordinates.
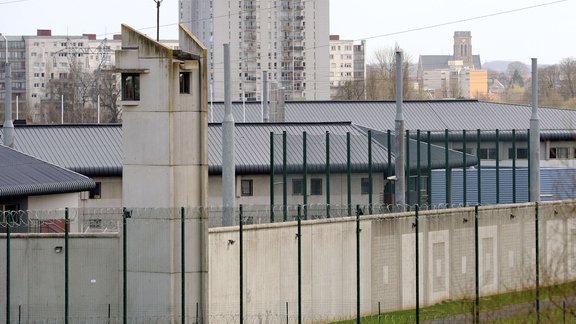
[154,0,163,41]
[2,34,14,148]
[394,51,405,211]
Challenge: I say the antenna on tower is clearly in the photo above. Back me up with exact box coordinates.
[154,0,164,41]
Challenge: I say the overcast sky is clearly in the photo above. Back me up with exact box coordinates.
[1,0,574,65]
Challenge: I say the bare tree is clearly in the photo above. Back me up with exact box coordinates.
[559,57,576,100]
[366,46,414,100]
[334,80,365,100]
[91,70,121,123]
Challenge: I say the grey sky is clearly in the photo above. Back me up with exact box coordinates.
[1,0,574,65]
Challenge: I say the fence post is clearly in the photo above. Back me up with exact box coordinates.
[463,130,467,206]
[417,130,421,207]
[356,205,362,324]
[283,131,287,221]
[368,130,373,214]
[297,205,302,324]
[6,211,11,324]
[445,129,450,207]
[239,205,244,324]
[535,202,540,323]
[65,208,69,324]
[415,204,420,324]
[387,130,393,206]
[270,132,275,223]
[406,129,411,208]
[474,205,480,324]
[496,129,500,204]
[512,129,517,203]
[326,131,331,218]
[303,132,308,220]
[347,132,352,216]
[181,207,186,324]
[476,130,481,205]
[427,131,432,206]
[122,207,130,324]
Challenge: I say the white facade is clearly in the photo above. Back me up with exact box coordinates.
[329,36,366,98]
[23,33,122,122]
[181,0,330,102]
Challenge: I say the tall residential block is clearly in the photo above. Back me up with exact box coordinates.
[329,35,366,98]
[180,0,330,102]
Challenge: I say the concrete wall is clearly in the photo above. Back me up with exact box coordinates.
[0,234,120,322]
[2,200,576,322]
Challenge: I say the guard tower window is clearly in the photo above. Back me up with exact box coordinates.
[180,72,191,94]
[121,73,140,100]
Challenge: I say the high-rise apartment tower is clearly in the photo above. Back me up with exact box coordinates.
[180,0,330,102]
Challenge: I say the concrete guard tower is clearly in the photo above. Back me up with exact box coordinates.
[115,24,208,321]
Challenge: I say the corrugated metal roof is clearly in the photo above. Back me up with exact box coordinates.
[2,122,472,177]
[209,100,576,133]
[0,145,95,198]
[1,124,122,177]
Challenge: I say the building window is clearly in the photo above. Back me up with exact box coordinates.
[310,178,322,195]
[361,178,370,195]
[241,179,253,196]
[292,179,304,195]
[508,148,528,159]
[89,182,101,199]
[179,72,191,94]
[478,148,497,160]
[121,73,140,100]
[550,147,569,159]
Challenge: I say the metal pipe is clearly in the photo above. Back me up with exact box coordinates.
[530,58,541,202]
[417,130,421,207]
[222,43,236,226]
[535,202,540,322]
[387,130,392,206]
[427,131,432,206]
[406,129,411,208]
[394,51,405,211]
[6,209,11,324]
[445,129,450,206]
[122,208,128,324]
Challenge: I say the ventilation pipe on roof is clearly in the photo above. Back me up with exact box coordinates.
[530,58,540,202]
[394,51,405,211]
[222,43,236,226]
[2,34,14,148]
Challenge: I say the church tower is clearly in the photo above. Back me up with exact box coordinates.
[453,31,473,67]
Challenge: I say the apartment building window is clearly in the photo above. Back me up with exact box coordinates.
[361,178,370,195]
[179,72,191,94]
[550,147,569,159]
[310,178,322,195]
[121,73,140,100]
[241,179,253,196]
[292,179,304,195]
[508,148,528,159]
